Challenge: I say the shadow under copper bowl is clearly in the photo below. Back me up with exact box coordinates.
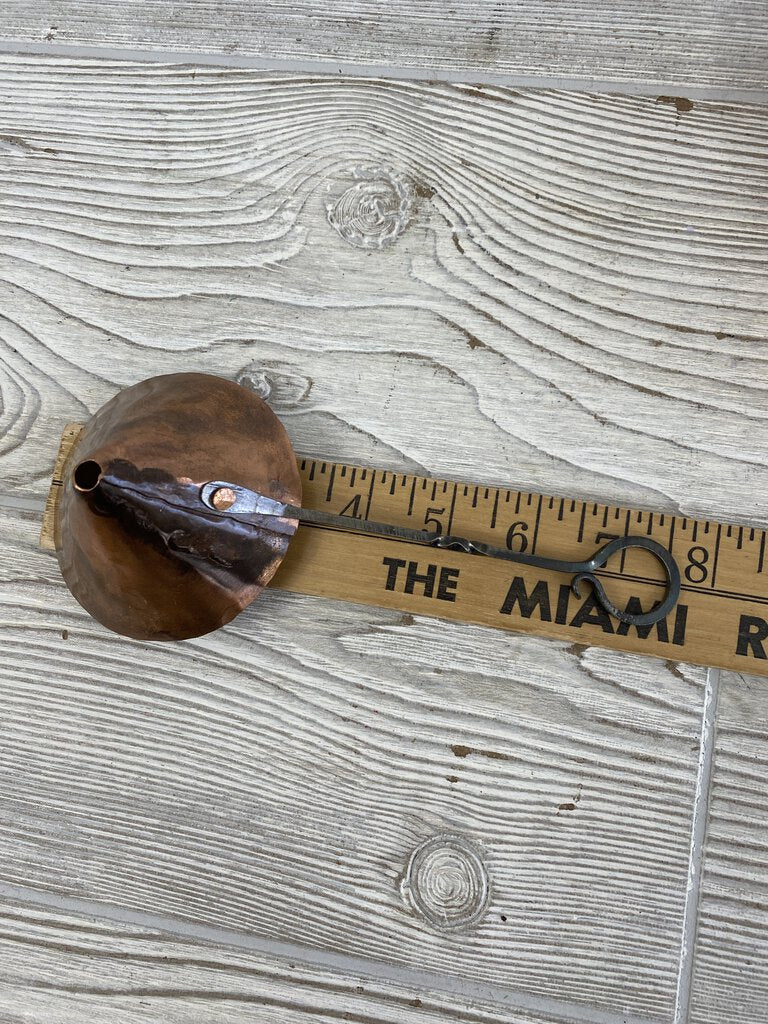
[57,372,302,641]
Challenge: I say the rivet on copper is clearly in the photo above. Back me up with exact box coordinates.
[210,486,237,511]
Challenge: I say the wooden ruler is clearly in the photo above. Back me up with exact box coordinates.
[42,425,768,677]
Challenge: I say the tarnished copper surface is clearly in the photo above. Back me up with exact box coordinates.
[57,372,301,641]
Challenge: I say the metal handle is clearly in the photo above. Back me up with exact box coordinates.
[200,481,681,627]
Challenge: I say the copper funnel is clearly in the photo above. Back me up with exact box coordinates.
[57,373,301,641]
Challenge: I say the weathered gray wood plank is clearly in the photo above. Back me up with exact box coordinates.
[0,58,766,529]
[689,669,768,1024]
[0,501,705,1022]
[1,2,768,96]
[0,54,764,1022]
[0,892,589,1024]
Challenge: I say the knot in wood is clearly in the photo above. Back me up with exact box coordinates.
[401,833,490,932]
[236,365,273,401]
[326,166,411,249]
[236,363,313,409]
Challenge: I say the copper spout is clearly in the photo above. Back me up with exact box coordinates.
[57,372,301,641]
[73,459,103,493]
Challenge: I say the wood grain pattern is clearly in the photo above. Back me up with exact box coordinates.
[0,54,764,1022]
[0,502,705,1022]
[0,58,766,530]
[689,668,768,1024]
[1,2,768,95]
[0,893,590,1024]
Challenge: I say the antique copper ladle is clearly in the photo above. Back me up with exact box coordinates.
[57,372,681,641]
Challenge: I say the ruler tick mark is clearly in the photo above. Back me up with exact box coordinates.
[710,522,722,590]
[325,464,337,502]
[365,470,376,520]
[407,478,417,517]
[621,509,631,572]
[531,495,543,555]
[447,484,458,534]
[490,490,500,530]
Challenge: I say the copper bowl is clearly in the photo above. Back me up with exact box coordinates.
[57,372,301,641]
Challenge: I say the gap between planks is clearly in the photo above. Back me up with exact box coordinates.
[0,491,44,513]
[0,39,766,105]
[0,879,661,1024]
[673,667,720,1024]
